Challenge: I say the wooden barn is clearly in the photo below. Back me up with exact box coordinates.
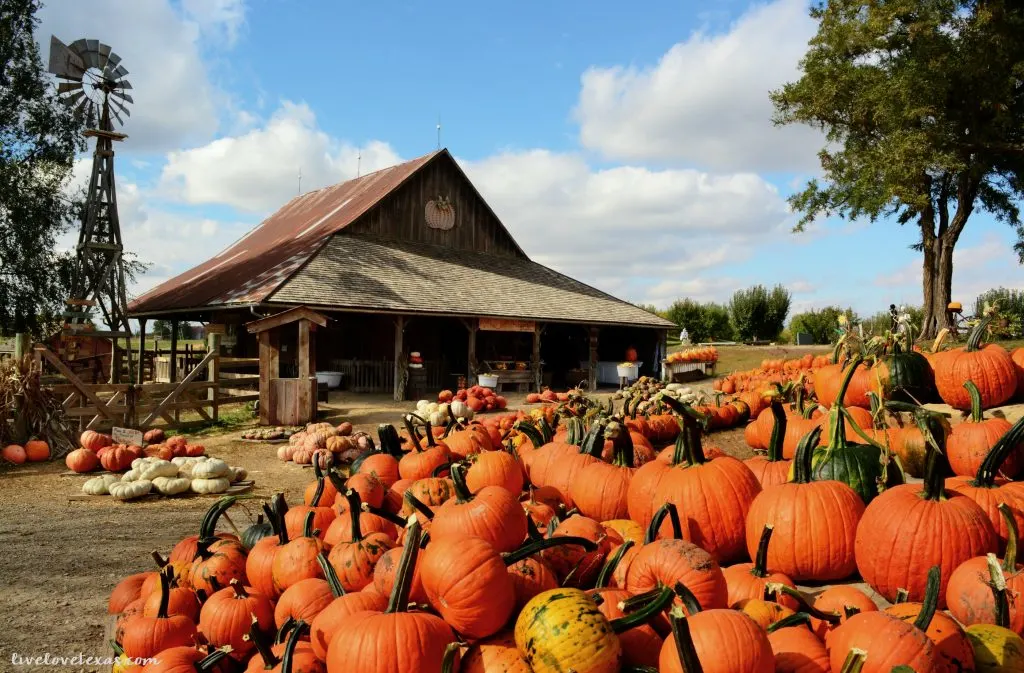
[128,149,673,401]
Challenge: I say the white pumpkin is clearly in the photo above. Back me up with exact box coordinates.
[227,466,248,483]
[121,467,143,482]
[190,477,230,494]
[192,457,229,479]
[130,457,152,470]
[152,476,191,495]
[109,479,153,500]
[140,460,178,481]
[82,474,119,495]
[449,399,472,420]
[429,408,448,427]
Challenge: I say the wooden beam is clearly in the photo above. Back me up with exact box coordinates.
[246,306,328,334]
[140,348,217,426]
[393,316,405,402]
[136,319,147,385]
[13,333,30,360]
[207,332,221,423]
[298,320,312,380]
[37,347,118,422]
[169,320,179,382]
[588,327,599,392]
[532,324,542,392]
[467,322,478,383]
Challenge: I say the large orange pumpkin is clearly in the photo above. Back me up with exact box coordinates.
[66,448,99,473]
[933,317,1017,411]
[24,439,49,461]
[948,380,1022,479]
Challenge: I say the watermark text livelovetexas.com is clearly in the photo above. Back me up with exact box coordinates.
[11,653,157,667]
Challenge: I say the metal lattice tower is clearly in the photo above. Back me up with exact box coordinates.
[48,36,135,380]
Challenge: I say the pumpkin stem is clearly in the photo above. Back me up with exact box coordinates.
[894,588,909,604]
[279,620,309,673]
[766,399,786,462]
[668,605,705,673]
[431,460,452,478]
[751,525,773,578]
[765,612,812,634]
[768,584,840,624]
[441,642,459,673]
[670,424,691,466]
[151,550,168,568]
[449,463,473,502]
[275,616,297,644]
[423,419,438,447]
[792,426,822,484]
[526,514,543,542]
[538,415,555,444]
[156,566,171,619]
[299,509,316,539]
[404,492,435,520]
[310,475,325,508]
[387,517,423,614]
[964,381,984,424]
[195,648,232,672]
[912,565,941,632]
[229,578,248,599]
[579,420,606,458]
[377,424,404,457]
[986,553,1011,628]
[326,469,349,501]
[245,615,279,668]
[198,496,238,547]
[403,415,424,452]
[610,586,674,633]
[362,503,408,529]
[344,490,363,541]
[316,551,346,598]
[916,412,949,501]
[503,535,598,566]
[646,502,682,543]
[839,649,866,673]
[827,356,863,449]
[671,582,703,615]
[607,422,635,467]
[596,540,634,588]
[965,315,994,352]
[513,421,545,451]
[998,503,1019,573]
[975,414,1024,487]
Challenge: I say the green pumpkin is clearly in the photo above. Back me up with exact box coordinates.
[880,347,936,403]
[811,357,904,503]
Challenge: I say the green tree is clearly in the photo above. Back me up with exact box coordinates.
[790,306,857,344]
[0,0,84,337]
[664,299,733,343]
[773,0,1024,338]
[729,285,792,341]
[150,319,171,339]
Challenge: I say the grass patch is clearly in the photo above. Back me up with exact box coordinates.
[164,402,258,438]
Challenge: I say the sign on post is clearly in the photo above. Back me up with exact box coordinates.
[478,318,536,333]
[112,426,144,447]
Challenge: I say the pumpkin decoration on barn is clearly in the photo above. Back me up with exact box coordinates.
[424,195,455,230]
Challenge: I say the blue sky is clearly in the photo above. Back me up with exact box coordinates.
[38,0,1023,319]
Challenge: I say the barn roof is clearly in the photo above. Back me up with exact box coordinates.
[268,236,671,328]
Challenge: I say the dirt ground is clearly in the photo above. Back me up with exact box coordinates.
[4,385,1016,672]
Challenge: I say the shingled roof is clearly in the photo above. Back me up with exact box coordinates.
[269,235,670,327]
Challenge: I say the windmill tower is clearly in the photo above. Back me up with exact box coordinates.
[48,36,135,381]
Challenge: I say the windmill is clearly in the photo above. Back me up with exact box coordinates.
[48,36,135,381]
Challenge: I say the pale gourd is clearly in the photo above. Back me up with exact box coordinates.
[449,399,473,420]
[140,460,178,481]
[121,467,143,482]
[152,476,191,495]
[82,474,119,495]
[190,477,230,494]
[108,479,153,500]
[227,466,248,483]
[192,458,229,479]
[429,408,448,427]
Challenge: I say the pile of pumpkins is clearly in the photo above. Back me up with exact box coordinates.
[1,439,51,465]
[82,456,249,500]
[65,430,207,475]
[436,385,509,414]
[277,421,374,466]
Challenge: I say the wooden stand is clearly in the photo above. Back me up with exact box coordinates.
[247,307,328,426]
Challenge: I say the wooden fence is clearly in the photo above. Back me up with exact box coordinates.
[38,334,259,433]
[326,359,445,393]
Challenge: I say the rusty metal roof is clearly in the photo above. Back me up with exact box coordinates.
[128,150,443,314]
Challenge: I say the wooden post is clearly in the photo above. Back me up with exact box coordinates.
[532,324,542,392]
[136,319,147,384]
[297,319,316,423]
[588,327,599,392]
[258,330,278,425]
[393,316,405,402]
[169,319,179,382]
[208,332,221,423]
[466,319,478,384]
[659,330,668,381]
[13,333,30,360]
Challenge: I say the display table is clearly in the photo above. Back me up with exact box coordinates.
[580,361,642,386]
[663,360,716,382]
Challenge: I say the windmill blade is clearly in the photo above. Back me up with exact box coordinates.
[108,103,124,126]
[117,79,133,90]
[69,38,89,53]
[62,89,86,107]
[110,97,131,119]
[111,91,133,105]
[48,35,85,79]
[111,64,129,79]
[83,39,100,64]
[105,51,121,69]
[97,43,111,67]
[57,81,84,95]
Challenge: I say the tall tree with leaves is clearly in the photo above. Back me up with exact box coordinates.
[773,1,1024,338]
[1,0,85,336]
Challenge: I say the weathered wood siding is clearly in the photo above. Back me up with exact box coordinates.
[344,154,524,257]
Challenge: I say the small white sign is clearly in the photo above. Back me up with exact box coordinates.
[112,426,144,447]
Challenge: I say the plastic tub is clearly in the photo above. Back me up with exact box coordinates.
[478,374,499,388]
[316,371,343,388]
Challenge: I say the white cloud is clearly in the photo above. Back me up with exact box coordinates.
[37,0,240,152]
[575,0,822,172]
[158,101,403,213]
[181,0,246,46]
[461,149,792,306]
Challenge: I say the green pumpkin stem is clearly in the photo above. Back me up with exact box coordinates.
[975,415,1024,487]
[647,502,683,543]
[387,518,423,614]
[997,503,1019,573]
[596,540,635,588]
[450,463,473,502]
[316,552,346,598]
[912,566,941,631]
[610,422,635,468]
[423,420,438,447]
[894,588,909,604]
[403,416,424,452]
[377,423,404,457]
[964,381,984,424]
[362,503,408,529]
[279,620,309,673]
[670,425,691,466]
[326,470,349,503]
[672,582,703,615]
[966,315,994,352]
[196,648,232,672]
[431,461,452,478]
[156,566,171,619]
[916,413,948,502]
[668,605,704,673]
[839,649,866,673]
[526,513,543,541]
[792,426,823,484]
[513,421,545,451]
[404,493,437,520]
[751,525,773,578]
[310,476,325,507]
[246,615,279,668]
[276,616,298,644]
[610,586,674,633]
[767,399,786,462]
[579,420,606,458]
[344,490,363,541]
[198,496,239,544]
[768,584,840,624]
[503,535,598,566]
[618,587,662,612]
[765,612,812,634]
[441,642,459,673]
[827,356,864,448]
[538,415,555,444]
[986,553,1011,628]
